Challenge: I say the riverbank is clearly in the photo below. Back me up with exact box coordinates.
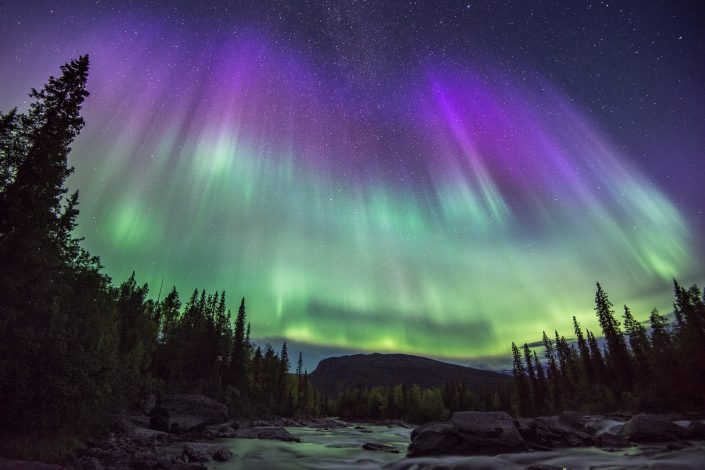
[3,395,705,469]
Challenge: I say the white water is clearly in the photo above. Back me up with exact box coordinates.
[213,424,411,469]
[211,423,705,469]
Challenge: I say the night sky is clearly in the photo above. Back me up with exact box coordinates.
[1,1,704,370]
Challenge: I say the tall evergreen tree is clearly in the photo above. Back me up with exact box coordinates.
[594,283,632,390]
[0,56,123,436]
[533,351,547,414]
[573,316,593,382]
[623,305,651,384]
[648,309,671,355]
[511,342,531,416]
[542,331,562,411]
[228,297,248,388]
[586,329,607,383]
[672,281,705,406]
[296,352,303,378]
[277,342,290,406]
[522,343,536,414]
[523,343,536,383]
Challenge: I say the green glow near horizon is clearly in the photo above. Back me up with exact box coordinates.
[35,32,698,362]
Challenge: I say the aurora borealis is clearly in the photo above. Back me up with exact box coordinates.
[1,1,704,368]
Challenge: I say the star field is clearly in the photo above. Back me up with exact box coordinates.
[1,0,703,364]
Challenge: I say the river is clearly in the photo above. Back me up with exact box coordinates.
[213,424,411,469]
[210,422,705,469]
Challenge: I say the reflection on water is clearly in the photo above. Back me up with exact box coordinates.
[212,423,705,470]
[214,424,411,469]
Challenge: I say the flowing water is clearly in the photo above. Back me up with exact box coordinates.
[213,424,411,469]
[210,423,705,469]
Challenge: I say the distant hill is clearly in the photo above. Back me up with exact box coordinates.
[309,353,511,397]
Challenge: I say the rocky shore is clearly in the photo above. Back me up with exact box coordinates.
[2,394,342,470]
[3,396,704,469]
[408,410,705,456]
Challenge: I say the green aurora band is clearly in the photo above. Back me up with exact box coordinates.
[3,24,702,362]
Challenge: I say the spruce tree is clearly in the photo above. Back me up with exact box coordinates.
[594,283,632,391]
[523,343,536,383]
[623,305,651,384]
[533,351,547,414]
[648,309,671,356]
[586,329,607,383]
[0,56,123,436]
[296,351,304,405]
[277,342,290,407]
[542,331,562,411]
[228,297,248,388]
[573,316,593,382]
[511,342,530,416]
[672,281,705,406]
[522,343,536,414]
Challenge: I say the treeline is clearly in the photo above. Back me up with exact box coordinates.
[114,273,323,418]
[331,382,510,424]
[511,282,705,416]
[0,56,322,445]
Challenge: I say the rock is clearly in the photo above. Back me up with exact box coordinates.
[114,414,170,441]
[666,441,691,451]
[128,449,161,468]
[0,459,65,469]
[584,417,624,437]
[532,416,593,448]
[596,432,629,448]
[408,412,527,456]
[78,457,104,470]
[183,444,211,462]
[408,422,464,456]
[235,426,301,442]
[255,426,301,442]
[182,443,235,462]
[212,447,235,462]
[452,411,528,452]
[558,411,590,430]
[619,414,687,443]
[685,420,705,439]
[302,417,346,429]
[150,394,228,434]
[362,442,400,453]
[203,423,238,438]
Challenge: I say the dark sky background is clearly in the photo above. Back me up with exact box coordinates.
[1,1,704,371]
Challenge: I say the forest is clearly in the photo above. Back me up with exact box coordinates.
[0,57,322,448]
[323,280,705,423]
[510,281,705,417]
[1,56,704,459]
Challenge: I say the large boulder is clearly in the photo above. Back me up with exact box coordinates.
[596,432,630,448]
[531,416,593,448]
[408,412,527,456]
[685,420,705,439]
[619,414,687,443]
[558,411,592,431]
[150,394,228,434]
[212,447,235,462]
[234,426,301,442]
[408,422,464,456]
[202,423,238,438]
[182,444,211,463]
